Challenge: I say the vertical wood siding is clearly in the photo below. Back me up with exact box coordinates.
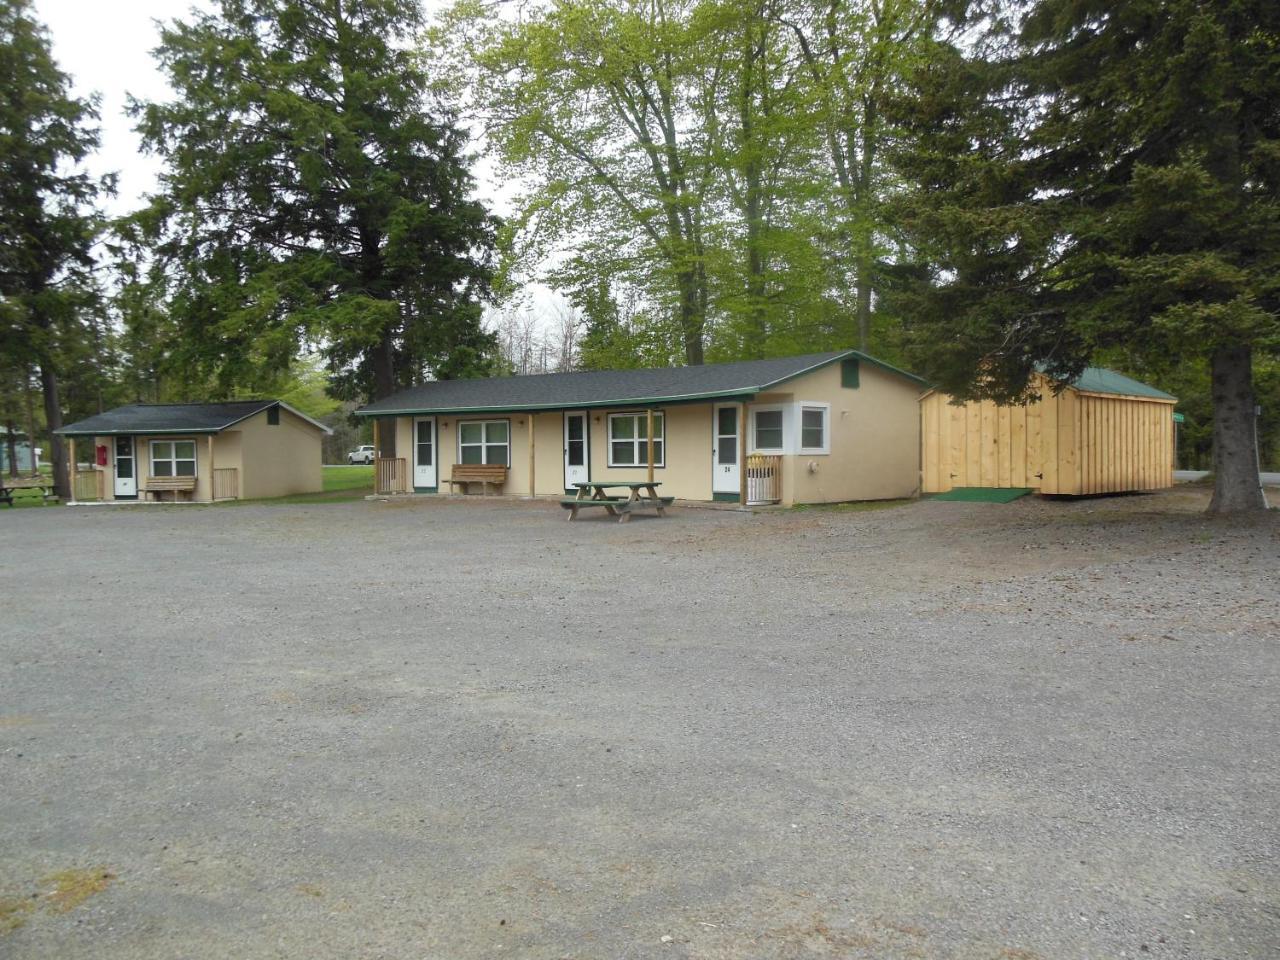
[920,377,1174,495]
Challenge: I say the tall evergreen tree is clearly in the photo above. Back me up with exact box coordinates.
[891,0,1279,513]
[0,0,110,497]
[130,0,498,452]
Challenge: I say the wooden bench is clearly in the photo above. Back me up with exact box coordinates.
[558,495,624,519]
[144,476,197,501]
[443,463,508,496]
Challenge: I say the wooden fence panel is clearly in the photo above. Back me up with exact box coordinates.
[213,468,239,501]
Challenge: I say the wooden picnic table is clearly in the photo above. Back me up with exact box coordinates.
[0,475,57,506]
[560,481,675,523]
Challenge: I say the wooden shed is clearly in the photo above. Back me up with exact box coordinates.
[921,368,1177,496]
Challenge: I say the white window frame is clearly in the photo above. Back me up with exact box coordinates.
[149,439,198,478]
[749,405,787,454]
[607,411,665,468]
[798,402,831,455]
[456,419,511,467]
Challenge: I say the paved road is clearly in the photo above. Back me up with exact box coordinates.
[1175,469,1280,485]
[2,492,1277,959]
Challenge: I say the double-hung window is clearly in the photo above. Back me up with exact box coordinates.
[608,412,664,467]
[799,404,830,454]
[752,408,785,452]
[151,440,197,477]
[458,420,509,465]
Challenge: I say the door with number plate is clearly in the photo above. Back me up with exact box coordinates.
[413,417,437,489]
[712,404,740,498]
[114,436,137,498]
[564,412,589,490]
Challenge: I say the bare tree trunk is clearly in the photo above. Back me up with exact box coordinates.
[24,369,37,474]
[371,327,398,459]
[39,361,68,499]
[5,419,17,477]
[1207,344,1267,514]
[854,97,877,353]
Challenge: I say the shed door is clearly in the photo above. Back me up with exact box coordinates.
[413,417,437,489]
[712,404,740,497]
[113,436,136,498]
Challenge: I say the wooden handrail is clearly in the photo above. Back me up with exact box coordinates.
[73,470,101,502]
[375,457,407,494]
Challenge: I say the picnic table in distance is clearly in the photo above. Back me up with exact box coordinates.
[0,475,57,506]
[559,481,675,523]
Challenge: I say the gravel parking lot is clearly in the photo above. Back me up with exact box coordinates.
[2,489,1277,959]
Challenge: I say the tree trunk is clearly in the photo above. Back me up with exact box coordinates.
[1207,344,1267,514]
[24,369,37,474]
[5,419,17,477]
[39,361,68,499]
[854,96,877,353]
[676,269,705,366]
[371,326,397,458]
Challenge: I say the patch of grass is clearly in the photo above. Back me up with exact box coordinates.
[321,464,375,493]
[792,498,915,513]
[0,897,34,935]
[4,486,59,509]
[42,868,114,914]
[0,867,115,937]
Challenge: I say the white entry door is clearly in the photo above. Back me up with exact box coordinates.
[712,404,740,498]
[413,417,437,489]
[113,436,137,498]
[564,412,589,490]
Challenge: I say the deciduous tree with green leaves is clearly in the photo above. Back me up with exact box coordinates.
[128,0,499,453]
[891,0,1278,513]
[0,0,111,497]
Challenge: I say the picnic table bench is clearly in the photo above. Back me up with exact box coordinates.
[560,481,674,523]
[443,463,508,496]
[143,476,197,501]
[0,475,57,506]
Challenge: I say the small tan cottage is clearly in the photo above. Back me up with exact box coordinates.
[920,368,1177,496]
[56,400,331,503]
[356,350,928,506]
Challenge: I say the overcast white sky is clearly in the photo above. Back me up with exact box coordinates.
[31,1,561,325]
[33,0,199,216]
[32,0,511,218]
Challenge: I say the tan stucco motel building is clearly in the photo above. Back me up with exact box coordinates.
[356,350,928,506]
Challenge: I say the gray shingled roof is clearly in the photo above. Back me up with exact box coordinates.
[57,401,325,436]
[357,350,927,416]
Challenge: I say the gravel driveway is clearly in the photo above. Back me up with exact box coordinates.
[1,490,1277,959]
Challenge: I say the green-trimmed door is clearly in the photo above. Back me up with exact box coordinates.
[113,436,136,498]
[712,404,740,498]
[564,412,588,489]
[413,417,437,489]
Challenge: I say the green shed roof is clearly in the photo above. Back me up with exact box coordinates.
[1068,367,1176,401]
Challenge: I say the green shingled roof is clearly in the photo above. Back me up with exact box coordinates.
[1069,367,1176,401]
[357,350,927,417]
